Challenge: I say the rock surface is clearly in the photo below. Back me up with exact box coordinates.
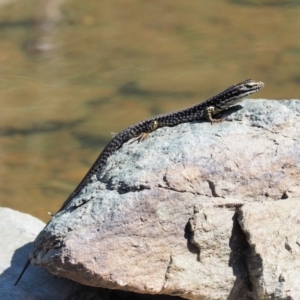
[30,99,300,299]
[238,200,300,300]
[1,207,180,300]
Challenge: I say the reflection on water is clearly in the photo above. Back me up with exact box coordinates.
[0,0,299,221]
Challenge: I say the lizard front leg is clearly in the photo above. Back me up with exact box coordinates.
[204,106,224,124]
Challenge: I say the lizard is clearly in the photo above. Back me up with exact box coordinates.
[14,78,264,286]
[57,79,264,212]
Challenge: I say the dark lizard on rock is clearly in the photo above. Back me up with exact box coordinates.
[58,79,264,212]
[14,79,264,286]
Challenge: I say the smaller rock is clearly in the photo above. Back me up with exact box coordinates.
[0,207,81,300]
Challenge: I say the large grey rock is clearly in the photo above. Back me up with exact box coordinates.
[30,100,300,299]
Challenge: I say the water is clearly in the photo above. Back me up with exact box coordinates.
[0,0,299,221]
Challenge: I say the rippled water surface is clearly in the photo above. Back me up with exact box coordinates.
[0,0,300,221]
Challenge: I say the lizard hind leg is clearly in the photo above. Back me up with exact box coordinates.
[205,106,224,124]
[137,120,159,142]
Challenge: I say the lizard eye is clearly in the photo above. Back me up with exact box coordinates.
[244,81,257,89]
